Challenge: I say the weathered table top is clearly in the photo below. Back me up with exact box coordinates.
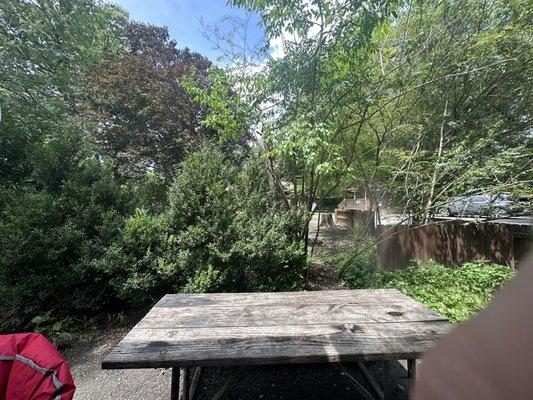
[102,289,452,369]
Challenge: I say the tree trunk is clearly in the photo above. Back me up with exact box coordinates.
[425,99,448,221]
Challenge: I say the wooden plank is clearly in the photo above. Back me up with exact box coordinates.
[122,322,445,342]
[136,302,444,329]
[103,290,452,370]
[155,289,412,308]
[102,320,452,369]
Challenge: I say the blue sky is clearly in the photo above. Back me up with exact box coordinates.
[110,0,266,63]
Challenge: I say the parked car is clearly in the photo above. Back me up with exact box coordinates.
[436,193,516,218]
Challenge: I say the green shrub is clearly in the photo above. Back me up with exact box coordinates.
[101,147,306,305]
[94,209,172,306]
[166,148,306,293]
[1,145,306,333]
[335,235,377,288]
[341,256,516,323]
[0,159,133,332]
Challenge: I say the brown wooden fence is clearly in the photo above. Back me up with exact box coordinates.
[376,220,532,270]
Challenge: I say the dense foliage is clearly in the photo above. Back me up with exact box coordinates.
[0,0,303,333]
[88,23,226,178]
[231,0,532,232]
[0,157,133,331]
[0,0,530,335]
[99,148,305,306]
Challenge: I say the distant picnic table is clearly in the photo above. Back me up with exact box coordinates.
[102,289,452,400]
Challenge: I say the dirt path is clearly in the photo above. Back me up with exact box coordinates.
[307,214,355,290]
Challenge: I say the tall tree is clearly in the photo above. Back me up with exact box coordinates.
[228,0,532,257]
[0,0,126,185]
[88,22,219,178]
[231,0,403,253]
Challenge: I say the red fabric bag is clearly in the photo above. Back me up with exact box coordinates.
[0,333,75,400]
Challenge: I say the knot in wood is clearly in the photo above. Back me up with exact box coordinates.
[344,323,356,333]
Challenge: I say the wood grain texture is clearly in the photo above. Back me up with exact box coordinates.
[155,289,416,308]
[102,289,452,369]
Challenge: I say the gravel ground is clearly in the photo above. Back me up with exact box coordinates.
[66,329,171,400]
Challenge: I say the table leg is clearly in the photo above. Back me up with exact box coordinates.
[171,367,190,400]
[171,368,180,400]
[189,367,203,400]
[356,361,384,400]
[382,360,392,400]
[180,367,190,400]
[407,358,417,381]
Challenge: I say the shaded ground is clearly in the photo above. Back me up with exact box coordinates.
[67,219,411,399]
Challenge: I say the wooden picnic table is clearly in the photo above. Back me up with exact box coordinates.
[102,289,452,400]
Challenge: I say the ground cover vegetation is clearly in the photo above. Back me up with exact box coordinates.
[0,0,530,336]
